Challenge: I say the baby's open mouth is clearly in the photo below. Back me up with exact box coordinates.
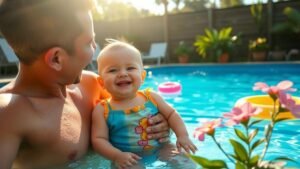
[116,80,132,87]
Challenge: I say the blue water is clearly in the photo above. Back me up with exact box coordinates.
[140,63,300,168]
[2,63,300,168]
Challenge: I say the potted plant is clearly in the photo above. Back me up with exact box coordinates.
[174,41,193,64]
[249,37,269,61]
[194,27,238,63]
[250,0,265,36]
[272,7,300,36]
[269,46,286,61]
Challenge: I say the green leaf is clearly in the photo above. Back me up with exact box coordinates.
[209,160,228,168]
[235,161,246,169]
[241,120,249,128]
[248,128,258,142]
[188,155,228,169]
[278,106,289,113]
[251,138,264,151]
[264,124,272,139]
[274,117,290,123]
[189,154,210,165]
[230,139,249,162]
[273,156,298,164]
[249,155,260,166]
[234,128,248,144]
[229,154,239,161]
[249,119,263,127]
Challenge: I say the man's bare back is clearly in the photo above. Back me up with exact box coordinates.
[0,71,102,169]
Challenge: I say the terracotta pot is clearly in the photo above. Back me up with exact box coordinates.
[178,55,189,64]
[252,51,267,61]
[218,53,229,63]
[270,51,285,61]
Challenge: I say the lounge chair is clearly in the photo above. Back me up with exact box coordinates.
[0,38,18,75]
[142,42,167,65]
[286,49,299,61]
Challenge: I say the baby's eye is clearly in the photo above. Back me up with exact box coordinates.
[127,67,136,70]
[108,69,117,73]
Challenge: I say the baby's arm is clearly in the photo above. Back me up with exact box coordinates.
[150,92,197,154]
[91,104,141,168]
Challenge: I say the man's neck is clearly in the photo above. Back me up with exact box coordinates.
[13,64,68,98]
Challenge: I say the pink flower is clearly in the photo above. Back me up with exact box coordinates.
[279,92,300,118]
[223,102,262,126]
[193,119,222,141]
[253,80,296,95]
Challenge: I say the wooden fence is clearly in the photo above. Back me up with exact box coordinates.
[94,0,300,63]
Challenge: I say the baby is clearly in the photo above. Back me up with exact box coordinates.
[91,40,197,169]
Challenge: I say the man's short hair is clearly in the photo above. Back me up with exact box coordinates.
[0,0,95,64]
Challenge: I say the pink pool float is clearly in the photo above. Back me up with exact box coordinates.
[158,82,182,96]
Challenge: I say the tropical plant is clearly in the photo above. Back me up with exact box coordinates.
[194,27,239,62]
[183,0,209,11]
[220,0,243,9]
[190,80,300,169]
[94,0,150,21]
[155,0,169,14]
[175,41,193,63]
[174,41,193,57]
[250,0,265,35]
[249,37,268,52]
[272,7,300,35]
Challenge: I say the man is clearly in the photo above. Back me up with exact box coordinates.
[0,0,169,168]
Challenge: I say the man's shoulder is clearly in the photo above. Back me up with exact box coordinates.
[0,92,34,133]
[0,80,35,114]
[81,70,98,83]
[0,92,33,112]
[77,70,100,91]
[75,70,110,105]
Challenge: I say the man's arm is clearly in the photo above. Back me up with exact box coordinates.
[80,70,111,107]
[0,133,21,169]
[0,102,22,169]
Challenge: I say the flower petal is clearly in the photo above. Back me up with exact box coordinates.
[291,105,300,118]
[277,80,293,90]
[253,82,269,91]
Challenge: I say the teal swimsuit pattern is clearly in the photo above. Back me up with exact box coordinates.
[105,90,160,153]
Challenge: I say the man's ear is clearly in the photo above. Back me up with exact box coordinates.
[141,70,147,81]
[44,47,64,71]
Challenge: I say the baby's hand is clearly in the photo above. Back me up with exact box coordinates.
[114,152,141,169]
[176,136,198,154]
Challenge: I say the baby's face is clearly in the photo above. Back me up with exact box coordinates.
[98,47,144,100]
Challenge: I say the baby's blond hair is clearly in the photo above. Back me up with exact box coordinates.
[97,39,143,73]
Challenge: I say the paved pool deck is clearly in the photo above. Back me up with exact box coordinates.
[0,76,14,84]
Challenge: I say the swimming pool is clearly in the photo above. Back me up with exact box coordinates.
[141,63,300,168]
[2,63,300,168]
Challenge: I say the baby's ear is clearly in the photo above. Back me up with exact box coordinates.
[97,76,104,87]
[141,70,147,81]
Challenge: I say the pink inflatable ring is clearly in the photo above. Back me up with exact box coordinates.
[158,82,182,96]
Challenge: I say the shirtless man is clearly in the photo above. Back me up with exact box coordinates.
[0,0,169,168]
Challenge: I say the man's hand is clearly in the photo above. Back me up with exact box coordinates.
[146,114,170,143]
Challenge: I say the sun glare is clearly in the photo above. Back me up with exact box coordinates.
[120,0,165,15]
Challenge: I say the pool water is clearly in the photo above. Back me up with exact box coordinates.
[141,63,300,168]
[6,63,298,168]
[71,63,300,168]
